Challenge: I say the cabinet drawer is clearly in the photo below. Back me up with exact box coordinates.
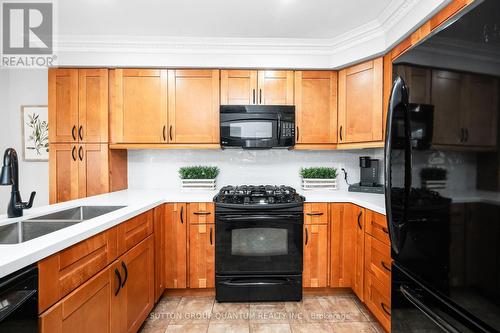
[366,210,390,246]
[304,203,328,224]
[366,273,391,332]
[366,235,391,287]
[188,203,215,224]
[117,210,154,255]
[38,228,118,313]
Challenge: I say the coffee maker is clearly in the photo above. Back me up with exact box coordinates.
[348,156,384,194]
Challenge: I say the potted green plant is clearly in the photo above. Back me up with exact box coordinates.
[300,167,338,190]
[179,166,220,190]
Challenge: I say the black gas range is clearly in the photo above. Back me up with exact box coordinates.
[214,185,305,302]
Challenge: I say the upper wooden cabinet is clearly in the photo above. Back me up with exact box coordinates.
[49,69,108,143]
[110,69,168,144]
[294,71,338,145]
[49,143,109,204]
[394,65,431,104]
[168,69,220,143]
[221,70,294,106]
[220,70,258,105]
[338,58,383,144]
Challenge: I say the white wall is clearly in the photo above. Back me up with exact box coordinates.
[0,69,49,214]
[128,149,385,191]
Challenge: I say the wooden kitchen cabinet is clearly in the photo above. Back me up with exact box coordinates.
[294,71,338,146]
[168,69,220,144]
[38,228,118,313]
[117,210,154,256]
[110,69,168,143]
[365,210,390,246]
[187,202,215,224]
[353,205,366,301]
[431,70,463,146]
[338,58,383,144]
[49,68,108,144]
[330,203,355,288]
[461,73,498,147]
[220,70,294,106]
[154,205,166,302]
[303,224,329,288]
[394,65,431,104]
[115,236,155,333]
[189,223,215,288]
[39,265,120,333]
[220,70,258,105]
[164,203,188,289]
[49,143,110,204]
[304,203,329,225]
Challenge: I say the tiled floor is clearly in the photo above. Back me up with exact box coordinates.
[139,294,385,333]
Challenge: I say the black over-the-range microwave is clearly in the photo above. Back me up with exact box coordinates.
[220,105,296,149]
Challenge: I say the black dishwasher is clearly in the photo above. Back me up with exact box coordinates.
[0,264,38,333]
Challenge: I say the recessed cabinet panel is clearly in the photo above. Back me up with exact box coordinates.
[78,69,109,143]
[220,70,258,105]
[258,70,294,105]
[189,223,215,288]
[303,224,328,288]
[49,69,79,143]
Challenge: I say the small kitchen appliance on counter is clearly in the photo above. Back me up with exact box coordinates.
[348,156,384,194]
[214,185,304,302]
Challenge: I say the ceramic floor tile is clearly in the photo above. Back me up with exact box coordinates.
[165,324,209,333]
[250,323,292,333]
[207,323,250,333]
[331,322,378,333]
[290,323,335,333]
[317,295,368,322]
[170,297,214,324]
[249,302,289,323]
[284,297,326,323]
[211,302,250,323]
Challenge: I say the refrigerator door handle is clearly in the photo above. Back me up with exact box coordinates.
[400,285,461,333]
[384,76,409,254]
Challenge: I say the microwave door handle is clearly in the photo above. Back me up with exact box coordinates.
[277,114,282,141]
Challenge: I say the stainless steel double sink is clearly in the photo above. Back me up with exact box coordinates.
[0,206,125,244]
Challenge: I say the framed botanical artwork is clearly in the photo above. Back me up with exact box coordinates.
[21,106,49,161]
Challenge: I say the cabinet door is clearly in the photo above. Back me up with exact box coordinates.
[394,65,431,104]
[49,69,79,143]
[117,210,154,256]
[189,223,215,288]
[77,144,109,199]
[303,224,328,288]
[153,205,166,302]
[168,69,220,143]
[221,70,258,105]
[330,203,355,288]
[431,70,463,146]
[338,58,383,143]
[462,74,498,147]
[257,70,294,105]
[353,206,365,301]
[295,71,338,144]
[304,202,329,225]
[165,203,188,288]
[110,69,168,143]
[49,143,79,204]
[40,265,120,333]
[117,236,155,333]
[39,228,117,313]
[187,202,215,224]
[78,69,109,143]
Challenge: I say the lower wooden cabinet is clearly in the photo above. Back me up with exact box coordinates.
[116,236,155,333]
[353,206,365,301]
[189,223,215,288]
[303,224,328,287]
[365,272,391,332]
[153,205,166,302]
[164,203,188,289]
[40,265,120,333]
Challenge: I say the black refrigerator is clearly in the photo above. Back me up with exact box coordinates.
[386,1,500,332]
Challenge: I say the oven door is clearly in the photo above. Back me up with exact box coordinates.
[216,213,303,275]
[220,113,279,148]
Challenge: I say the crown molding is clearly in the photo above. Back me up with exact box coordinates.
[54,0,451,68]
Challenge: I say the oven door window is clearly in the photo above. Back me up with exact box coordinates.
[231,227,288,256]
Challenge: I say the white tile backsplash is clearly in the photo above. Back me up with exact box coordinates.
[128,149,385,191]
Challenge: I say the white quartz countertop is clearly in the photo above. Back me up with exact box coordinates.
[0,188,385,278]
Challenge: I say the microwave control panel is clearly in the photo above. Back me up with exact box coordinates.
[282,122,295,138]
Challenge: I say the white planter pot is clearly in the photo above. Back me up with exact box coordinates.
[302,178,338,191]
[181,179,216,190]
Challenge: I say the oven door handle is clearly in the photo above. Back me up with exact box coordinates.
[218,215,301,222]
[220,279,292,287]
